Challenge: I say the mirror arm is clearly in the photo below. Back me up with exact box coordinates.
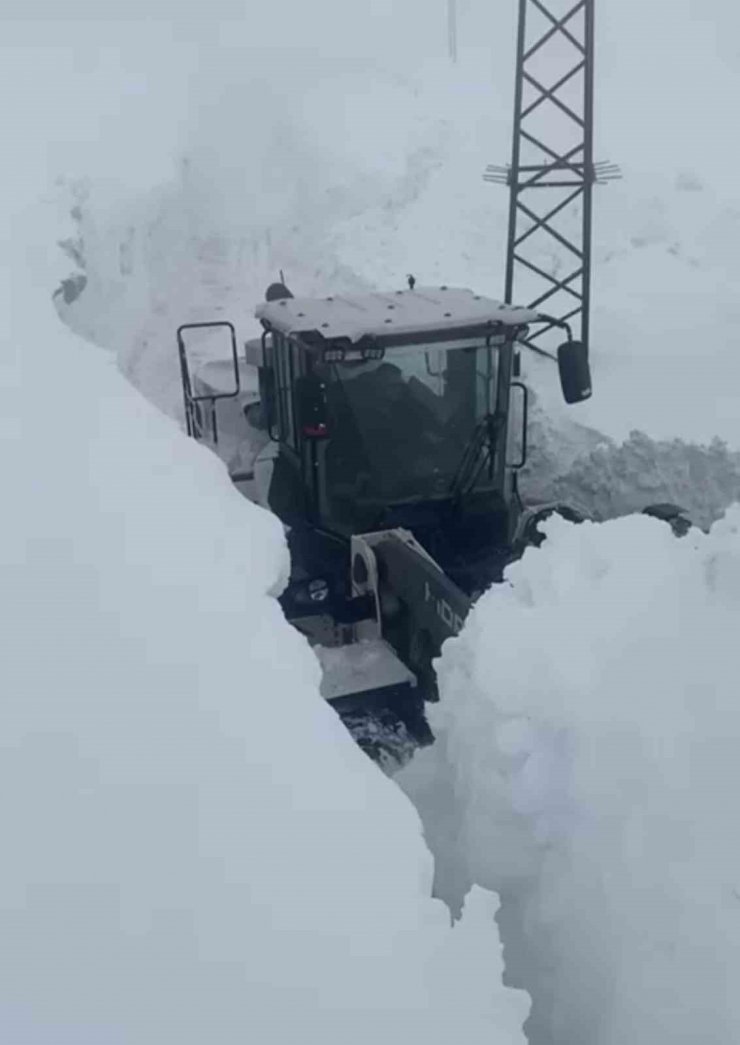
[536,313,574,342]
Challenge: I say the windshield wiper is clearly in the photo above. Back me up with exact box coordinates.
[448,412,503,503]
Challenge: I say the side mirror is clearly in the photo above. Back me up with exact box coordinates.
[557,340,592,404]
[296,374,330,439]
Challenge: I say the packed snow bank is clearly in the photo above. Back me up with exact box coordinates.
[521,408,740,532]
[2,226,530,1042]
[402,511,740,1044]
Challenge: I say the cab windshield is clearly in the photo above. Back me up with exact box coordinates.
[319,339,499,509]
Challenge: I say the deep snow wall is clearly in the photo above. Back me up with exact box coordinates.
[2,209,533,1043]
[401,511,740,1044]
[1,16,536,1043]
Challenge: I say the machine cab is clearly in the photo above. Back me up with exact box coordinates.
[256,287,542,543]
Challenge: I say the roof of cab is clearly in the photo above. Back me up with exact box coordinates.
[255,286,540,343]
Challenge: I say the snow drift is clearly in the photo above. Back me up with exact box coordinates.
[1,51,531,1034]
[1,235,532,1040]
[402,510,740,1044]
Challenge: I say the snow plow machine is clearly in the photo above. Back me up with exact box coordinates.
[176,283,601,764]
[173,2,694,765]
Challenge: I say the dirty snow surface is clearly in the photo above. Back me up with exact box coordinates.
[5,0,740,1043]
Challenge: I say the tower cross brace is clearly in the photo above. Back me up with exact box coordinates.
[485,0,619,358]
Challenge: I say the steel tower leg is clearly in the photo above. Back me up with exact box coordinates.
[486,0,618,358]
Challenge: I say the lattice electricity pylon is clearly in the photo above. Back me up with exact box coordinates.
[485,0,619,358]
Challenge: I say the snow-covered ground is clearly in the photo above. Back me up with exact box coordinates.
[5,0,740,1042]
